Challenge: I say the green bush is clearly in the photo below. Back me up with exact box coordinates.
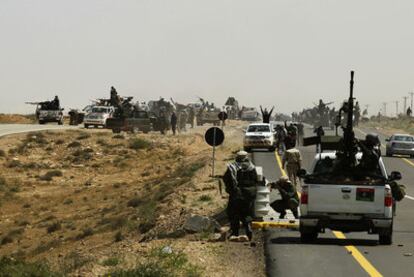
[128,138,151,150]
[67,141,82,148]
[0,257,59,277]
[198,195,212,202]
[39,170,63,181]
[108,247,202,277]
[102,257,120,267]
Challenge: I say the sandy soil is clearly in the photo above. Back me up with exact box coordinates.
[0,121,265,276]
[0,114,36,124]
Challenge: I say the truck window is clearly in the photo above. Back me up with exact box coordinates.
[248,125,270,132]
[309,156,385,185]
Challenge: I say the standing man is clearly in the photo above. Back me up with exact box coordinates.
[270,176,299,219]
[260,106,274,124]
[297,123,304,146]
[188,107,195,128]
[282,147,302,188]
[170,112,177,135]
[223,151,258,241]
[407,107,412,117]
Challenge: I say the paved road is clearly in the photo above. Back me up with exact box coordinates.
[0,124,78,137]
[253,125,414,277]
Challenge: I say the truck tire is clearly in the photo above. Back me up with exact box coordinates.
[58,120,63,125]
[379,224,393,245]
[300,225,318,243]
[39,120,45,125]
[244,147,251,153]
[84,124,90,129]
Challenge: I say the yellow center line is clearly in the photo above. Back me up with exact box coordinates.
[274,151,383,277]
[274,151,287,177]
[332,231,383,276]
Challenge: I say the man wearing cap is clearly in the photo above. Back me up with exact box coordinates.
[270,176,299,219]
[223,150,258,240]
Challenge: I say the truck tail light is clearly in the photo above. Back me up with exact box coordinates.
[384,187,393,207]
[300,186,308,204]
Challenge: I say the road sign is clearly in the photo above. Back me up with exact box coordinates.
[205,127,225,177]
[205,127,225,147]
[218,111,228,121]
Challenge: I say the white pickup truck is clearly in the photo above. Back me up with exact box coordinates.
[299,152,401,245]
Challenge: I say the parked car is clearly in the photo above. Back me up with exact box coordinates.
[243,123,275,152]
[385,134,414,157]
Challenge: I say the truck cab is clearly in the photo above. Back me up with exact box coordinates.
[299,152,401,245]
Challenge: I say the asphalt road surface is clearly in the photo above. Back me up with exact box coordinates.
[0,123,78,137]
[252,124,414,277]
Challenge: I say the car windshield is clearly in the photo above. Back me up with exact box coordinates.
[92,107,109,113]
[248,125,270,132]
[393,136,413,142]
[306,156,385,185]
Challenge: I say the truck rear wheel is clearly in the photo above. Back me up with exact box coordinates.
[379,224,393,245]
[300,225,318,243]
[58,120,63,125]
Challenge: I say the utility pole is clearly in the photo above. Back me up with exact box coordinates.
[403,96,408,115]
[409,92,414,111]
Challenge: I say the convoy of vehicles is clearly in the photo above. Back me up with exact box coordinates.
[243,123,276,152]
[385,134,414,157]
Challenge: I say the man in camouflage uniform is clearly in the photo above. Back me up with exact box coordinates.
[282,147,302,188]
[223,151,258,240]
[270,176,299,219]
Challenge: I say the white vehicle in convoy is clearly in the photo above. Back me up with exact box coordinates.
[243,123,275,152]
[84,106,115,128]
[299,152,401,245]
[240,107,260,121]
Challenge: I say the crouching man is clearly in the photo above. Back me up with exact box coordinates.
[222,151,258,241]
[270,176,299,219]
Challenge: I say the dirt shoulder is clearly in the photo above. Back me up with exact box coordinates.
[361,117,414,136]
[0,114,36,124]
[0,121,265,276]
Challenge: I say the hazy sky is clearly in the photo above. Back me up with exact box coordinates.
[1,0,414,115]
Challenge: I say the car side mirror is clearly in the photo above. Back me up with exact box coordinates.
[297,169,307,178]
[389,171,402,181]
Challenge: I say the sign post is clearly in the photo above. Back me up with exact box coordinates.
[205,127,225,177]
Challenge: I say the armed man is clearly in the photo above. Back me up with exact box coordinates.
[270,176,299,219]
[282,146,302,188]
[170,112,177,135]
[223,151,258,241]
[357,133,381,174]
